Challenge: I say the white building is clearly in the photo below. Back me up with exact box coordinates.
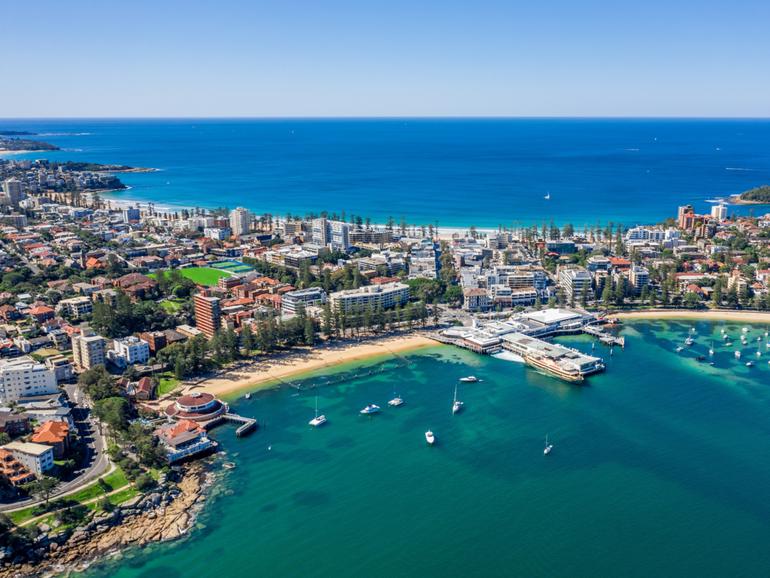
[558,267,593,301]
[229,207,253,237]
[1,178,24,206]
[72,330,107,370]
[281,287,327,315]
[0,356,59,404]
[711,203,727,221]
[329,282,410,312]
[109,336,151,368]
[57,296,93,319]
[628,265,650,294]
[311,218,351,250]
[204,227,230,240]
[3,441,54,475]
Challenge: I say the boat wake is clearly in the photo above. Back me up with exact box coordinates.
[492,351,525,363]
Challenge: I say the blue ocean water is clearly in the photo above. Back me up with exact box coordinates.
[2,118,770,227]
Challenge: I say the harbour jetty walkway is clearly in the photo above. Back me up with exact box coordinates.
[583,324,625,347]
[223,413,258,437]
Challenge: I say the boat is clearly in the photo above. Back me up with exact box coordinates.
[735,350,742,359]
[685,337,694,346]
[425,430,435,445]
[388,395,405,407]
[309,397,327,427]
[523,353,584,383]
[746,361,754,367]
[696,355,706,362]
[675,346,684,353]
[360,404,381,415]
[742,327,750,333]
[709,342,715,356]
[459,376,479,383]
[544,192,551,200]
[725,341,733,347]
[223,462,236,470]
[452,384,464,414]
[244,392,251,400]
[722,334,729,341]
[544,435,553,455]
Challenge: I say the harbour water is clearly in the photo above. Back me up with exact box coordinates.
[3,118,770,227]
[79,320,770,578]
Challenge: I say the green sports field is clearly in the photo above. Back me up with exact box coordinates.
[151,267,231,287]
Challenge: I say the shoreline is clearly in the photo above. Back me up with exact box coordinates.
[610,309,770,323]
[181,333,439,400]
[727,194,770,206]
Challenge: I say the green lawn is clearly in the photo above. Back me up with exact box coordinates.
[151,267,231,287]
[160,298,185,313]
[157,372,180,396]
[9,466,130,525]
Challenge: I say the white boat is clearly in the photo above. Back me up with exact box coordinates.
[459,376,479,383]
[742,327,750,333]
[425,430,435,445]
[244,392,251,400]
[723,334,729,341]
[388,395,405,407]
[360,404,381,415]
[675,346,684,353]
[544,435,553,455]
[746,361,754,367]
[708,342,715,356]
[544,192,551,200]
[309,397,327,427]
[735,350,742,359]
[452,384,464,414]
[684,337,694,346]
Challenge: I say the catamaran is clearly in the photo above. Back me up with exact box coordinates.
[360,404,381,415]
[459,376,479,383]
[425,430,435,445]
[544,435,553,455]
[452,384,464,414]
[388,394,405,407]
[309,396,327,427]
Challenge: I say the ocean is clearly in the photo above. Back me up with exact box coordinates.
[78,320,770,578]
[2,118,770,227]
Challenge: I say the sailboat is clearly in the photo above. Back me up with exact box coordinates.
[544,435,553,455]
[452,384,464,414]
[388,393,405,407]
[425,430,436,445]
[735,350,742,359]
[308,396,327,427]
[544,192,551,200]
[708,342,715,356]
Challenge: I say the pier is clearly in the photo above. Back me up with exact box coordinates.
[583,324,625,347]
[223,413,258,437]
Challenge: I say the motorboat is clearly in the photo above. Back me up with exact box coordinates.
[388,396,405,407]
[425,430,435,445]
[459,376,479,383]
[360,404,381,415]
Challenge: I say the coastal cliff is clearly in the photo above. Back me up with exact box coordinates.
[0,464,212,578]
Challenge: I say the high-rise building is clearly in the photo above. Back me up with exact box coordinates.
[311,217,329,246]
[193,293,222,338]
[558,266,593,301]
[711,203,727,221]
[1,178,24,207]
[229,207,253,238]
[71,329,107,370]
[0,356,59,404]
[628,265,650,295]
[109,336,151,368]
[329,282,410,312]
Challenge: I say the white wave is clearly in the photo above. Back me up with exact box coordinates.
[492,351,525,363]
[37,132,93,136]
[725,167,756,171]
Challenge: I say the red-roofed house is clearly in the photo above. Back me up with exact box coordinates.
[30,420,70,458]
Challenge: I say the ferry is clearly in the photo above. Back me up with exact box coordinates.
[459,376,479,383]
[524,354,585,383]
[425,430,435,445]
[360,404,381,415]
[388,396,405,407]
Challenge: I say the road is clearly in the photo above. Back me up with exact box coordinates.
[0,383,111,513]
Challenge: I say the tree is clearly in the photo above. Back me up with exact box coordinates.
[241,324,255,353]
[93,397,130,432]
[304,317,315,346]
[23,476,58,506]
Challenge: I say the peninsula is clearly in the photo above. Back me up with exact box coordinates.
[728,184,770,205]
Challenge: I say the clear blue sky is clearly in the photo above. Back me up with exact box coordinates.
[3,0,769,117]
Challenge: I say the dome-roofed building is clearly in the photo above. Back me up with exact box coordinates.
[164,392,227,427]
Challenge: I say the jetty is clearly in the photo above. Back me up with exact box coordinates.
[583,324,625,347]
[223,413,258,437]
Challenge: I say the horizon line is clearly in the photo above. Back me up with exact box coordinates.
[2,115,770,121]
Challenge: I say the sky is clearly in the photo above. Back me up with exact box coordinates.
[2,0,770,117]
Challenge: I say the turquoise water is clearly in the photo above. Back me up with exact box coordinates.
[80,320,770,578]
[3,118,770,226]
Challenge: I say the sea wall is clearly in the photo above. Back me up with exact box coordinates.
[0,465,211,578]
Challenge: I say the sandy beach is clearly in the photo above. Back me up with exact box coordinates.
[611,309,770,323]
[184,333,438,399]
